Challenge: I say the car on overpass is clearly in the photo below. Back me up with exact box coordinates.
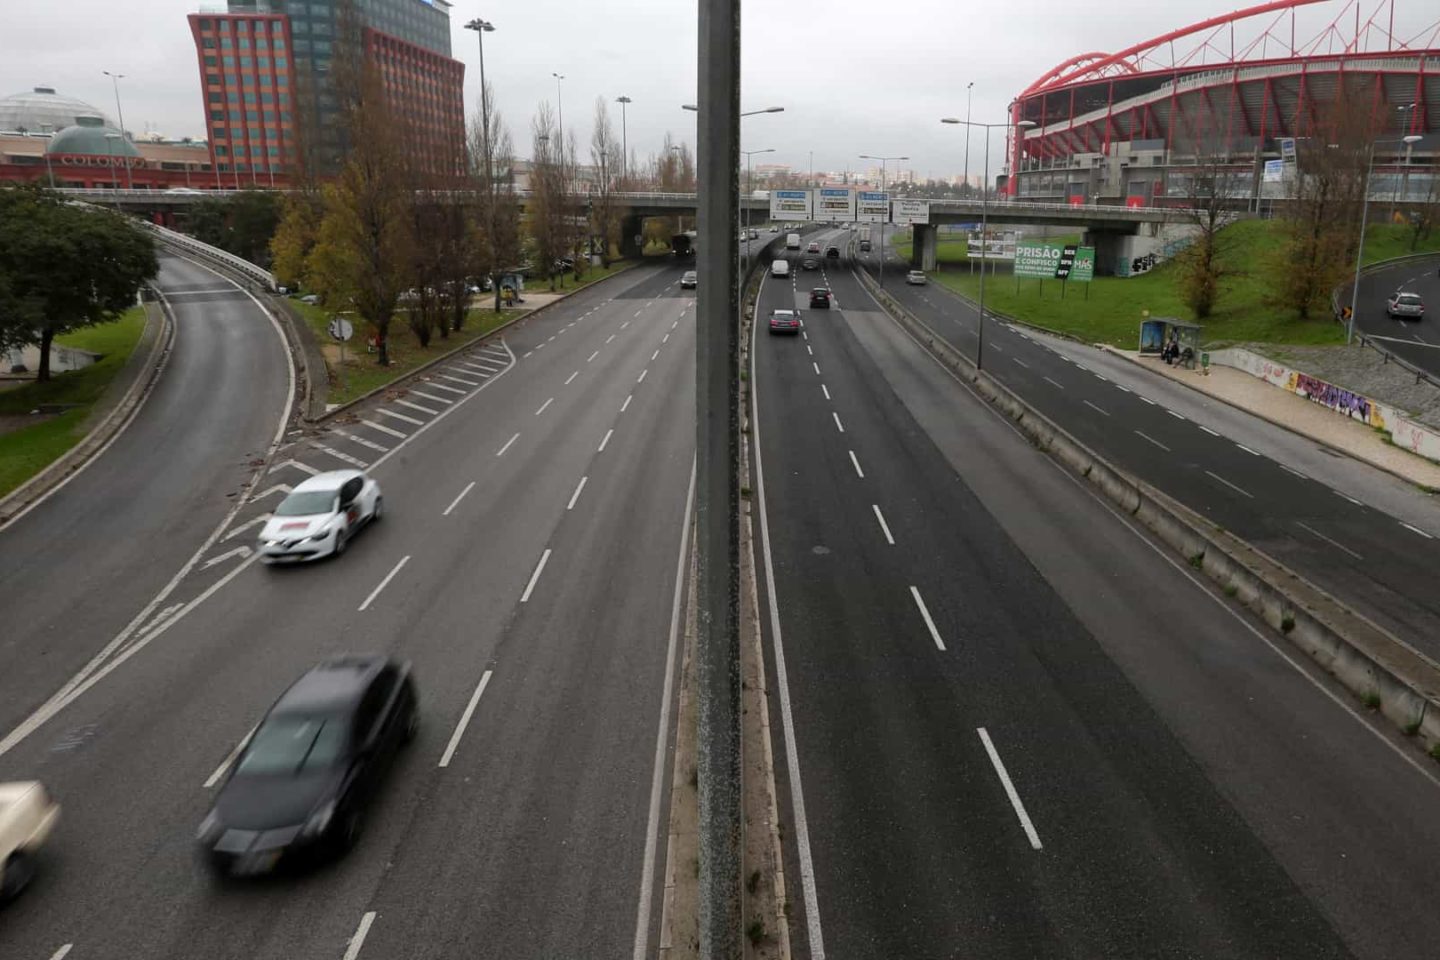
[1386,291,1425,320]
[768,308,801,335]
[681,270,697,289]
[257,470,383,563]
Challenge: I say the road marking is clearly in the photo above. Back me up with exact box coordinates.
[358,556,410,612]
[410,389,453,406]
[598,429,614,452]
[990,342,1003,353]
[456,362,496,375]
[548,335,556,342]
[1235,443,1260,456]
[203,546,252,569]
[622,394,633,412]
[652,349,661,361]
[362,418,407,439]
[535,397,554,416]
[395,398,439,416]
[439,372,481,386]
[496,432,520,457]
[637,369,649,384]
[1093,372,1108,382]
[249,483,293,502]
[565,371,579,385]
[607,334,617,344]
[535,343,546,351]
[222,514,271,542]
[662,333,671,344]
[49,945,73,960]
[813,362,821,376]
[443,481,476,517]
[849,450,864,478]
[1135,430,1170,452]
[313,443,368,468]
[1296,521,1364,560]
[567,475,589,510]
[807,345,814,356]
[342,912,377,960]
[331,429,389,453]
[1166,409,1185,420]
[588,350,601,362]
[634,310,643,318]
[872,505,895,545]
[1205,470,1254,499]
[1115,384,1132,393]
[1198,425,1220,437]
[1401,521,1435,539]
[520,548,552,603]
[203,724,256,788]
[802,330,808,340]
[671,319,679,329]
[1012,357,1029,369]
[439,670,493,769]
[1281,465,1308,481]
[832,411,845,433]
[1334,489,1364,507]
[822,384,831,401]
[379,408,423,426]
[1082,400,1110,417]
[1043,376,1065,390]
[1137,395,1157,405]
[977,728,1043,851]
[910,587,945,651]
[269,459,318,476]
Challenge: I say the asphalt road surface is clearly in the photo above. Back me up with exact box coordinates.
[0,262,697,960]
[1353,253,1440,378]
[754,231,1440,959]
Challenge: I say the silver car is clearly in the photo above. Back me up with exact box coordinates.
[1386,291,1425,320]
[258,470,383,563]
[906,270,928,285]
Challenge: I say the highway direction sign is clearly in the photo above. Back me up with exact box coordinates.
[770,189,812,220]
[891,200,930,225]
[856,191,889,223]
[815,188,856,222]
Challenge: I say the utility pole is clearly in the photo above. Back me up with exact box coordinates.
[465,18,500,311]
[103,70,134,189]
[616,95,631,187]
[963,81,974,197]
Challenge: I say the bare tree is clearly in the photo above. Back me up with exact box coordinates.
[529,102,570,291]
[1174,156,1245,319]
[588,98,623,267]
[469,83,522,313]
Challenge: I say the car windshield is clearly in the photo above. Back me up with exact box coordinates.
[1398,295,1421,304]
[235,714,348,776]
[274,490,338,516]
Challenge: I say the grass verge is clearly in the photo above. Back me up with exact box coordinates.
[0,306,149,497]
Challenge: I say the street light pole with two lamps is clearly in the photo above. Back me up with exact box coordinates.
[102,70,134,189]
[464,17,504,311]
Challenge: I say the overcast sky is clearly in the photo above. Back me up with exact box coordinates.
[2,0,1433,180]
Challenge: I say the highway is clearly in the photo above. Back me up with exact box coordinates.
[0,263,696,960]
[1353,253,1440,379]
[753,231,1440,959]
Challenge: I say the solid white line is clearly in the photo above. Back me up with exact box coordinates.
[910,587,945,651]
[832,411,845,433]
[1401,521,1435,539]
[637,369,649,384]
[652,349,660,361]
[598,429,614,452]
[588,350,601,362]
[1206,470,1255,499]
[1334,489,1364,507]
[520,548,552,603]
[496,432,520,456]
[362,418,407,439]
[1296,521,1364,560]
[535,397,554,416]
[1135,430,1170,451]
[331,429,389,453]
[456,362,496,375]
[203,724,256,788]
[342,912,377,960]
[358,556,410,612]
[1236,443,1260,455]
[1082,400,1110,417]
[48,946,73,960]
[849,450,864,478]
[1012,357,1029,369]
[313,443,367,468]
[1043,376,1065,390]
[607,334,617,344]
[443,481,476,517]
[813,362,821,376]
[977,727,1043,850]
[395,398,439,416]
[567,475,589,510]
[622,394,633,412]
[872,505,896,545]
[410,389,453,406]
[1198,425,1220,437]
[438,373,480,387]
[438,670,493,768]
[378,408,423,426]
[822,384,831,401]
[565,371,579,386]
[1281,465,1308,481]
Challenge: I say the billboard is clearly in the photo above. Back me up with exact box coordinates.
[1263,159,1285,183]
[891,200,930,225]
[1015,241,1095,282]
[770,189,812,220]
[815,188,856,222]
[856,191,889,223]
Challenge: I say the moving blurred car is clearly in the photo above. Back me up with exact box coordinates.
[1387,291,1425,320]
[681,270,698,289]
[768,308,801,335]
[771,260,790,278]
[801,258,819,271]
[258,470,382,563]
[300,294,321,305]
[769,226,780,233]
[0,782,59,901]
[197,656,418,877]
[905,270,928,285]
[806,241,821,254]
[809,288,832,309]
[748,229,760,240]
[825,246,840,259]
[859,240,872,252]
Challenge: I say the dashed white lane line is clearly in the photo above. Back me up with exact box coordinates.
[535,397,554,416]
[314,443,368,467]
[520,548,552,603]
[565,371,579,385]
[822,384,831,401]
[547,335,556,343]
[977,728,1043,851]
[522,351,533,359]
[379,408,423,427]
[637,369,649,384]
[1082,400,1110,417]
[1115,384,1132,393]
[1137,395,1157,405]
[832,411,845,433]
[1280,465,1308,481]
[439,670,494,769]
[203,724,256,788]
[671,319,679,329]
[652,349,660,361]
[1043,376,1065,390]
[807,345,814,356]
[1167,409,1185,420]
[535,342,547,351]
[1012,357,1029,369]
[358,556,410,612]
[990,342,1003,353]
[622,394,633,412]
[588,350,600,363]
[567,476,589,511]
[1135,430,1171,452]
[634,310,643,318]
[662,333,671,344]
[410,389,453,406]
[813,362,821,376]
[496,432,520,457]
[48,945,73,960]
[607,334,617,344]
[872,505,896,545]
[1205,470,1255,499]
[423,381,467,396]
[342,912,378,960]
[849,450,865,479]
[443,480,476,517]
[1296,521,1364,560]
[1334,489,1364,507]
[1400,521,1435,539]
[1093,373,1108,382]
[598,429,614,452]
[910,586,945,651]
[1236,443,1260,456]
[1198,425,1221,437]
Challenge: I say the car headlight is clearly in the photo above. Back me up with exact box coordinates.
[302,800,336,837]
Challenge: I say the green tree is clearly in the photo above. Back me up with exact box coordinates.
[270,193,324,290]
[0,185,158,380]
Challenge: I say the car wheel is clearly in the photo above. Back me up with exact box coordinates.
[332,528,348,558]
[1,852,35,900]
[403,704,419,744]
[339,808,364,852]
[371,497,384,523]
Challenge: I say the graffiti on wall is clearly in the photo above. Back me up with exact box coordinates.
[1290,372,1371,422]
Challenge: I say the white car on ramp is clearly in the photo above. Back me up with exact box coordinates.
[258,470,383,563]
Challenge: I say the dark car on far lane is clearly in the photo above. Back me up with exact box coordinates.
[825,246,840,259]
[196,655,418,877]
[768,308,801,335]
[809,288,832,309]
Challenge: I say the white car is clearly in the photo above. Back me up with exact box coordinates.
[0,782,59,901]
[258,470,383,563]
[771,260,790,278]
[905,270,928,285]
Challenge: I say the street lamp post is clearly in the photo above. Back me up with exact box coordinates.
[103,71,134,189]
[465,17,500,311]
[741,148,774,264]
[942,114,1037,370]
[962,82,974,199]
[615,96,631,188]
[1349,133,1424,344]
[859,153,908,288]
[552,72,565,160]
[104,134,121,207]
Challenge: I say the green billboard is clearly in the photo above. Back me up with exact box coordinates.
[1014,241,1095,282]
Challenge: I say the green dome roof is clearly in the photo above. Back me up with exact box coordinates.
[47,122,141,158]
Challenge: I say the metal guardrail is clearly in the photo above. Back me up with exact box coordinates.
[139,219,277,292]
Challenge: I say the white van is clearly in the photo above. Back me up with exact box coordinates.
[771,260,790,278]
[785,233,801,250]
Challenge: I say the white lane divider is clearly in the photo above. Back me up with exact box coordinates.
[520,549,552,603]
[342,911,378,960]
[1012,357,1029,369]
[637,369,649,384]
[598,429,614,452]
[662,333,670,344]
[1198,425,1220,437]
[977,727,1043,851]
[1135,430,1170,452]
[1166,409,1185,420]
[588,350,601,363]
[1296,521,1364,561]
[497,432,521,457]
[203,546,252,570]
[832,411,845,434]
[1137,395,1157,406]
[443,480,476,517]
[535,397,554,416]
[1043,376,1065,390]
[269,458,318,477]
[621,394,633,412]
[567,476,589,511]
[1206,470,1255,499]
[565,371,579,385]
[1400,521,1434,540]
[872,505,895,545]
[607,334,617,344]
[410,389,453,406]
[1334,489,1364,507]
[222,514,271,542]
[314,443,368,467]
[379,408,423,427]
[849,450,865,479]
[48,945,73,960]
[439,670,493,769]
[652,349,660,361]
[821,384,831,401]
[362,418,407,439]
[910,586,945,651]
[1280,465,1308,481]
[1082,400,1110,418]
[813,362,821,376]
[1235,443,1260,456]
[358,556,411,612]
[331,429,389,453]
[203,723,256,788]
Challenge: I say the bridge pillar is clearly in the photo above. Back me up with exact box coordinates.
[620,213,645,259]
[1083,230,1128,277]
[912,223,938,271]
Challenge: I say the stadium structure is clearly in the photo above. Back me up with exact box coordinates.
[1006,0,1438,208]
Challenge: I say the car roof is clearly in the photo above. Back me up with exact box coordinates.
[812,287,830,292]
[273,656,390,716]
[772,307,797,314]
[290,469,364,494]
[1395,292,1421,299]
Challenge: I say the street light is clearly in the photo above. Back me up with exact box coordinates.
[942,114,1037,370]
[615,95,631,187]
[741,148,774,261]
[552,72,565,160]
[682,104,784,118]
[859,153,908,288]
[464,17,501,311]
[1348,132,1424,344]
[103,70,133,189]
[962,82,974,198]
[104,133,122,206]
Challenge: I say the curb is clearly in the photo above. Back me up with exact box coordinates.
[0,296,174,530]
[853,262,1440,753]
[271,297,328,421]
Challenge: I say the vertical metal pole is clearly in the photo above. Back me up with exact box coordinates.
[878,160,887,290]
[1347,143,1375,345]
[620,100,628,186]
[978,125,990,370]
[477,28,499,314]
[696,0,741,955]
[108,73,135,189]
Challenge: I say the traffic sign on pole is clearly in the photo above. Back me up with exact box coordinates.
[814,188,856,223]
[769,189,812,220]
[856,191,889,223]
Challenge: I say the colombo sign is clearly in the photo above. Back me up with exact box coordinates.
[1015,240,1094,282]
[856,191,888,223]
[815,188,856,222]
[770,189,812,220]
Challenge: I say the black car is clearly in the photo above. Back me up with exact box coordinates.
[825,246,840,259]
[809,288,832,309]
[197,656,418,876]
